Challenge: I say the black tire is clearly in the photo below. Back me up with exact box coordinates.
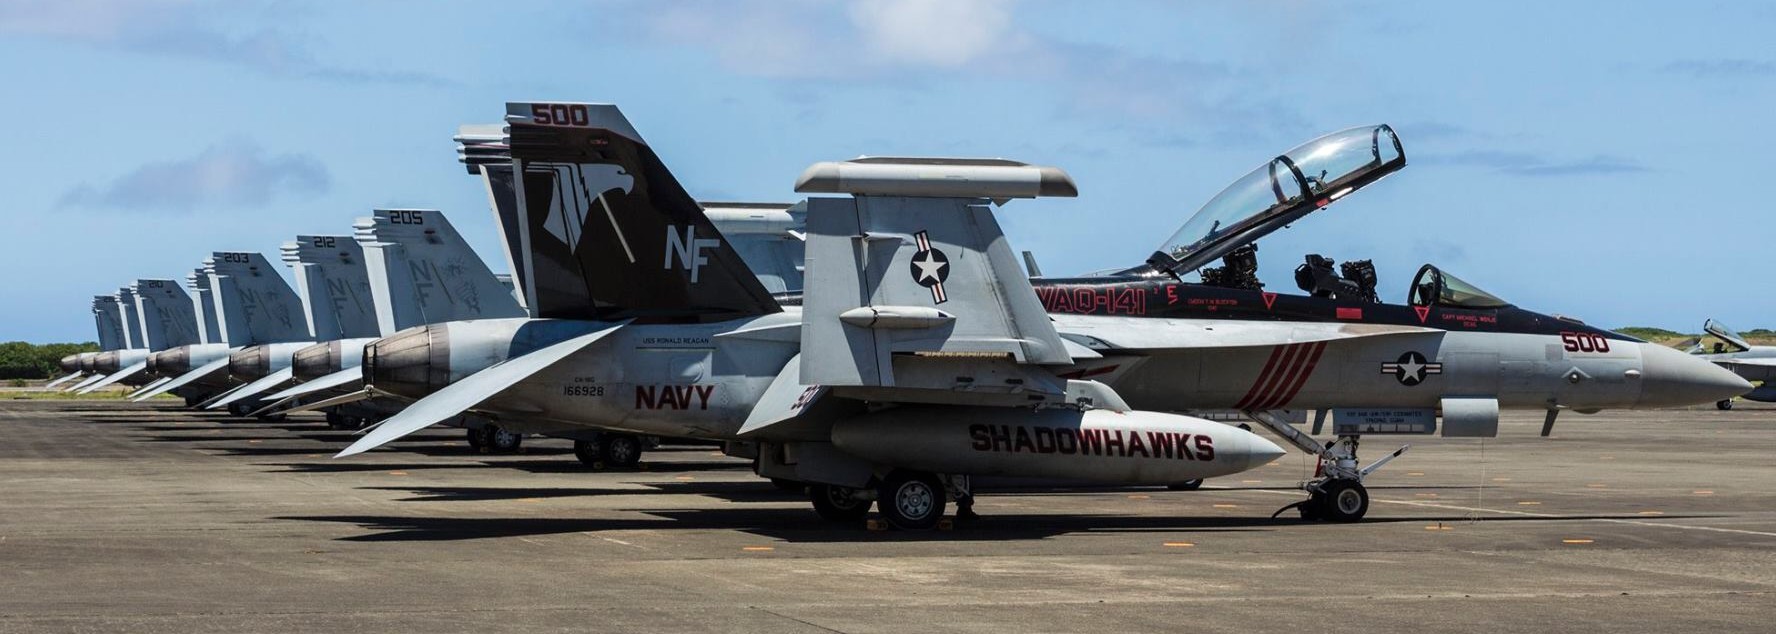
[325,411,347,430]
[466,427,486,451]
[183,395,202,408]
[1238,423,1253,431]
[1717,399,1734,411]
[227,402,253,417]
[876,471,947,530]
[573,438,602,466]
[810,484,871,523]
[771,478,806,493]
[1318,480,1369,522]
[601,433,642,468]
[487,426,523,453]
[1167,479,1204,491]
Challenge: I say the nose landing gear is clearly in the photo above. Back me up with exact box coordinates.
[1245,409,1406,523]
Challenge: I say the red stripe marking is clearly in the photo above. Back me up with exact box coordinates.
[1243,344,1304,411]
[1252,343,1309,410]
[1262,340,1326,410]
[1234,345,1289,410]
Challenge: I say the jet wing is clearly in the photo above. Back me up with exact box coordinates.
[793,157,1084,410]
[1714,357,1776,382]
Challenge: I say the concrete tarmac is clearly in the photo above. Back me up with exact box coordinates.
[1,399,1771,633]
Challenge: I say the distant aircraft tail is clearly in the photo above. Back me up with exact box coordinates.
[282,235,380,340]
[131,279,202,350]
[494,101,779,321]
[353,209,526,333]
[92,295,127,351]
[187,267,221,344]
[206,252,311,345]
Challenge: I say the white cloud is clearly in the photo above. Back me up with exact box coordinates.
[60,140,330,212]
[848,0,1015,67]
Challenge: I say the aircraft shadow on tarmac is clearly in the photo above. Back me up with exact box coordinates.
[275,509,1708,544]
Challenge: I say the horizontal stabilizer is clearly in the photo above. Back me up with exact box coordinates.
[205,367,295,410]
[76,361,146,394]
[336,320,627,458]
[127,376,173,399]
[45,372,85,389]
[277,388,372,416]
[259,367,362,404]
[65,372,109,393]
[132,357,228,402]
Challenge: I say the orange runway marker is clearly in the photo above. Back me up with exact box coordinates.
[1126,494,1150,500]
[1637,511,1664,516]
[1162,541,1195,548]
[1585,483,1607,488]
[1693,490,1715,496]
[742,546,775,552]
[1517,501,1541,506]
[1212,503,1238,508]
[1561,539,1594,544]
[388,471,408,476]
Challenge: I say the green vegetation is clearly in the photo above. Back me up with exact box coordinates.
[0,341,98,380]
[1615,327,1776,348]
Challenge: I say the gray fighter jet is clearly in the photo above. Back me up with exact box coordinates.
[1689,319,1776,408]
[131,252,312,408]
[50,296,135,390]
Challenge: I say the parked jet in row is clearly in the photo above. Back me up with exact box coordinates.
[326,102,1746,528]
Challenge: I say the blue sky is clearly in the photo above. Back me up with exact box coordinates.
[2,0,1772,342]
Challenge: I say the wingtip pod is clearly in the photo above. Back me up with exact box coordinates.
[794,157,1078,200]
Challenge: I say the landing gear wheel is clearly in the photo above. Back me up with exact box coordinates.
[810,484,871,523]
[487,426,523,453]
[876,471,947,530]
[770,478,806,493]
[600,433,642,468]
[1168,479,1204,491]
[1317,480,1368,522]
[1717,399,1734,411]
[183,395,201,408]
[325,411,351,430]
[227,402,253,417]
[466,427,487,451]
[573,439,602,466]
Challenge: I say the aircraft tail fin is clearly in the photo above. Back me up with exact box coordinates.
[131,279,201,350]
[354,209,525,334]
[206,252,310,345]
[794,157,1079,405]
[187,268,221,345]
[492,101,779,321]
[282,235,380,340]
[92,296,127,351]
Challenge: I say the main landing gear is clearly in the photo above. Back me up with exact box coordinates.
[467,425,523,454]
[1244,410,1407,523]
[571,432,644,469]
[806,472,976,530]
[1717,399,1734,411]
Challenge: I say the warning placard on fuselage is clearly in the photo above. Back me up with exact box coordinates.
[1333,408,1436,435]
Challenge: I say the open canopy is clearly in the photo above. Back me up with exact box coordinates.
[1149,125,1405,277]
[1705,319,1751,353]
[1408,265,1511,309]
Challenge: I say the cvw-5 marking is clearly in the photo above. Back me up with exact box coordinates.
[1560,331,1612,353]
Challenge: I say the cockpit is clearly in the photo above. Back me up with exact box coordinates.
[1140,124,1522,311]
[1407,265,1512,309]
[1146,125,1405,277]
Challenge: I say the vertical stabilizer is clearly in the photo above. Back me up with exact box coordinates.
[188,268,221,344]
[132,279,201,350]
[354,209,525,334]
[207,252,310,345]
[116,287,144,349]
[282,235,380,340]
[92,296,127,351]
[498,101,779,321]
